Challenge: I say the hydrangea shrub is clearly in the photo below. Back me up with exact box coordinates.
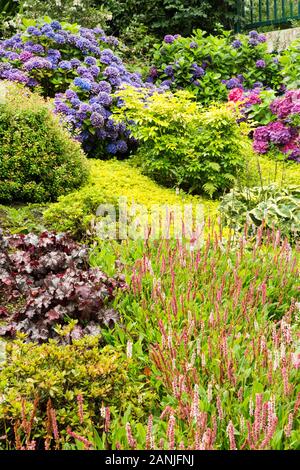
[0,19,147,156]
[150,30,282,103]
[229,87,300,163]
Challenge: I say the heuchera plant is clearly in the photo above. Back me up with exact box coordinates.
[0,231,127,342]
[0,19,149,156]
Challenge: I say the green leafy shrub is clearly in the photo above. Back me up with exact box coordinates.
[44,159,218,238]
[150,30,281,103]
[0,82,88,203]
[0,336,128,445]
[220,184,300,241]
[280,36,300,89]
[16,1,112,30]
[105,0,237,36]
[114,87,253,196]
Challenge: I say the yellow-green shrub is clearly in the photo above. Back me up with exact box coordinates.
[0,82,88,203]
[114,87,254,196]
[0,336,127,442]
[44,160,219,237]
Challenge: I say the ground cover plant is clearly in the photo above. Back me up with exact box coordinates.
[43,159,219,239]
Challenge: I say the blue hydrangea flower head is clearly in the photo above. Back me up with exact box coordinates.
[106,143,117,154]
[74,77,92,91]
[51,21,62,30]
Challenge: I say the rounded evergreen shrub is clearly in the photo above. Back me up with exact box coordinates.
[0,81,88,203]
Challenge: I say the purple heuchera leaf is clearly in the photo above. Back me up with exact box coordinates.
[0,231,127,343]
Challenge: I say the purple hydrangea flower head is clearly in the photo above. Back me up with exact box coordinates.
[160,79,172,88]
[54,34,66,44]
[116,140,128,153]
[19,51,34,62]
[90,65,100,77]
[70,58,81,68]
[164,35,175,44]
[27,26,41,36]
[73,77,92,91]
[70,98,81,108]
[248,38,259,46]
[226,78,242,89]
[149,66,158,78]
[58,60,72,70]
[5,52,19,61]
[65,89,78,100]
[90,112,104,128]
[96,81,112,94]
[258,34,267,43]
[232,39,242,49]
[267,121,291,144]
[23,57,52,71]
[164,65,174,77]
[44,31,56,40]
[77,66,89,76]
[192,63,205,78]
[107,36,119,47]
[253,140,269,153]
[94,27,104,35]
[55,100,71,114]
[103,66,119,78]
[254,126,270,141]
[48,49,61,59]
[84,56,97,66]
[27,44,45,54]
[249,30,259,39]
[97,92,112,106]
[27,78,38,87]
[256,59,266,68]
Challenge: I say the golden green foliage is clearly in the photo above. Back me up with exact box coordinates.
[114,86,254,196]
[44,159,219,237]
[0,336,127,439]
